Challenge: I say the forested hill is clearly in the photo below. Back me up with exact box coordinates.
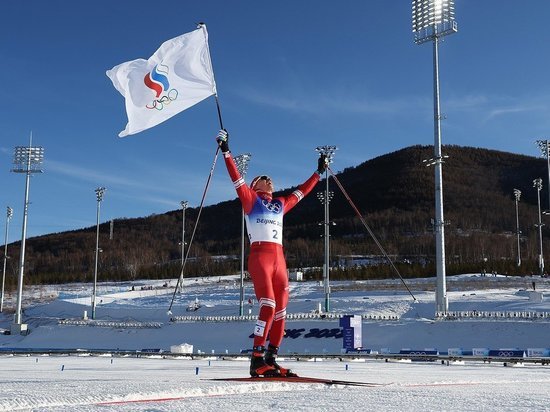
[3,145,549,285]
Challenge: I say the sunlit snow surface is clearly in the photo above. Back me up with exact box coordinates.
[0,274,549,410]
[0,356,549,411]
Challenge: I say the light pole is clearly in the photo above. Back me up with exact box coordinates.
[234,153,252,316]
[412,0,457,314]
[535,139,550,213]
[179,201,188,266]
[315,145,337,312]
[1,206,13,313]
[11,138,44,334]
[91,187,106,320]
[316,190,334,312]
[513,189,521,267]
[177,201,188,292]
[533,178,544,276]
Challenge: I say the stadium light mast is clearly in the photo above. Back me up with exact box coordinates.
[533,178,544,276]
[315,145,337,312]
[513,189,522,267]
[412,0,457,314]
[177,200,188,292]
[91,187,106,320]
[234,153,252,316]
[316,190,334,312]
[179,201,188,266]
[1,206,14,313]
[535,139,550,213]
[11,137,44,334]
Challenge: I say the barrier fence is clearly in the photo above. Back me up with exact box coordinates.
[0,348,548,365]
[58,319,162,329]
[55,310,549,327]
[170,313,400,323]
[435,311,550,321]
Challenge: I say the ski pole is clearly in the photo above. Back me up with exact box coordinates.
[327,165,417,302]
[168,146,220,314]
[168,94,225,314]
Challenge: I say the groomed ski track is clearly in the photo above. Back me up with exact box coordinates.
[1,356,549,411]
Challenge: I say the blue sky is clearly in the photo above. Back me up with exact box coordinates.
[1,0,549,241]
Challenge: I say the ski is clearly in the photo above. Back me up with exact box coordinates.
[207,376,387,387]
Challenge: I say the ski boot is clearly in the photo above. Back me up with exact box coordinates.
[265,344,298,377]
[250,346,280,377]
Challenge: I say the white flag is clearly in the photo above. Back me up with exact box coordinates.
[106,25,217,137]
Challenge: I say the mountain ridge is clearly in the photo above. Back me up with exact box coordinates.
[2,144,548,285]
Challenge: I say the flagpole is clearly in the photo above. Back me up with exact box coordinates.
[214,95,224,130]
[168,97,223,313]
[198,22,224,130]
[168,23,225,313]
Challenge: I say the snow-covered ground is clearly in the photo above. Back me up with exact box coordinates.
[0,274,549,411]
[1,274,548,354]
[0,355,549,411]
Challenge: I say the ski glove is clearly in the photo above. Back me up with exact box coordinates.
[216,129,229,153]
[317,154,328,174]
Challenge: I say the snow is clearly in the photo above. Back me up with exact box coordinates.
[1,356,549,411]
[0,273,549,411]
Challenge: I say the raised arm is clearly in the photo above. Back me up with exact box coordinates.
[216,130,257,214]
[282,154,327,213]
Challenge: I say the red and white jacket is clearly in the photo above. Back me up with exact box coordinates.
[223,151,320,245]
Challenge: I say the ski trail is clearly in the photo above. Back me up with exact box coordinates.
[0,382,313,410]
[97,382,315,405]
[0,394,106,411]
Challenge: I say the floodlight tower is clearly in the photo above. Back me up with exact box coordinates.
[513,189,522,267]
[91,187,106,320]
[1,206,13,313]
[177,200,189,292]
[315,145,337,312]
[316,190,334,312]
[412,0,457,313]
[533,178,544,276]
[11,138,44,334]
[179,201,188,266]
[234,153,252,316]
[535,139,550,213]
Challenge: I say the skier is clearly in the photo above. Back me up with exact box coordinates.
[216,129,327,377]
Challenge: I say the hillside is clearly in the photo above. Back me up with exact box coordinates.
[2,145,549,285]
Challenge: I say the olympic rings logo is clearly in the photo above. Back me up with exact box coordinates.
[146,89,178,110]
[262,199,282,213]
[496,351,516,357]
